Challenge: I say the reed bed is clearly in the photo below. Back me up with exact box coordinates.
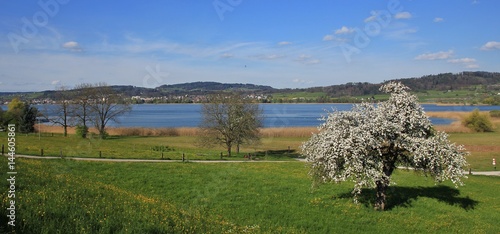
[107,127,199,136]
[36,125,318,137]
[259,127,318,138]
[425,111,470,120]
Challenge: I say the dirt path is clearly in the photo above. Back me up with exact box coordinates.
[10,154,298,163]
[8,154,500,176]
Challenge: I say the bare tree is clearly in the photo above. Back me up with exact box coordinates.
[88,83,131,139]
[72,83,94,138]
[198,92,262,156]
[49,86,73,137]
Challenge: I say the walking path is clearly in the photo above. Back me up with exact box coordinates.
[8,154,500,176]
[10,154,298,163]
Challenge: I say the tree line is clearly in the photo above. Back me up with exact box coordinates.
[0,83,132,139]
[48,83,132,139]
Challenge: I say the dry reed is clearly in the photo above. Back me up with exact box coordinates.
[259,127,318,138]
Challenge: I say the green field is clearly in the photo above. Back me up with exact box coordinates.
[267,85,497,104]
[1,157,499,233]
[0,133,304,161]
[0,128,498,170]
[1,129,499,233]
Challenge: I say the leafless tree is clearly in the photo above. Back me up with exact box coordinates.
[87,83,131,139]
[71,83,94,138]
[49,86,73,137]
[198,92,262,156]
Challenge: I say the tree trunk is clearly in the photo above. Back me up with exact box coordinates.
[99,127,106,139]
[63,126,67,137]
[375,150,397,211]
[375,179,388,211]
[236,143,240,154]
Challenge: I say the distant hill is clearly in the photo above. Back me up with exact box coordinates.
[157,82,275,94]
[394,71,500,91]
[1,71,499,104]
[303,71,500,97]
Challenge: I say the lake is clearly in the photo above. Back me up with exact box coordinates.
[4,103,499,128]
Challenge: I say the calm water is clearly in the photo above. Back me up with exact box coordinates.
[5,103,499,128]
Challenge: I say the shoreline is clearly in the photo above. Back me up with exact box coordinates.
[36,110,493,136]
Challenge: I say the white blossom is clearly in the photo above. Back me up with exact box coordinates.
[301,82,468,209]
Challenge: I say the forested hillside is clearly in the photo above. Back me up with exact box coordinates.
[302,71,500,97]
[1,71,499,104]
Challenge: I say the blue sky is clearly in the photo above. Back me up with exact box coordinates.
[1,0,499,92]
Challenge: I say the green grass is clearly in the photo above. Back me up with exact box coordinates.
[0,132,303,161]
[1,128,498,171]
[448,131,500,171]
[414,89,489,104]
[1,157,499,233]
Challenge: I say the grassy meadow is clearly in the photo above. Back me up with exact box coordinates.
[1,111,499,233]
[1,157,499,233]
[1,111,498,170]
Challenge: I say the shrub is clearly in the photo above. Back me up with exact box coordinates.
[462,109,494,132]
[490,110,500,118]
[75,125,89,138]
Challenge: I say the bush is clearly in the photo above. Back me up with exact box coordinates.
[490,110,500,118]
[462,109,494,132]
[75,125,89,138]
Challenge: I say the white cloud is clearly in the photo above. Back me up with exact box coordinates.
[414,50,454,60]
[51,80,61,85]
[278,41,292,46]
[466,64,480,69]
[254,54,285,60]
[323,34,347,42]
[385,28,418,40]
[395,12,412,19]
[364,14,377,23]
[220,53,234,58]
[480,41,500,50]
[335,26,355,34]
[448,58,476,64]
[434,17,444,23]
[62,41,82,52]
[295,54,320,65]
[448,58,479,69]
[323,35,334,41]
